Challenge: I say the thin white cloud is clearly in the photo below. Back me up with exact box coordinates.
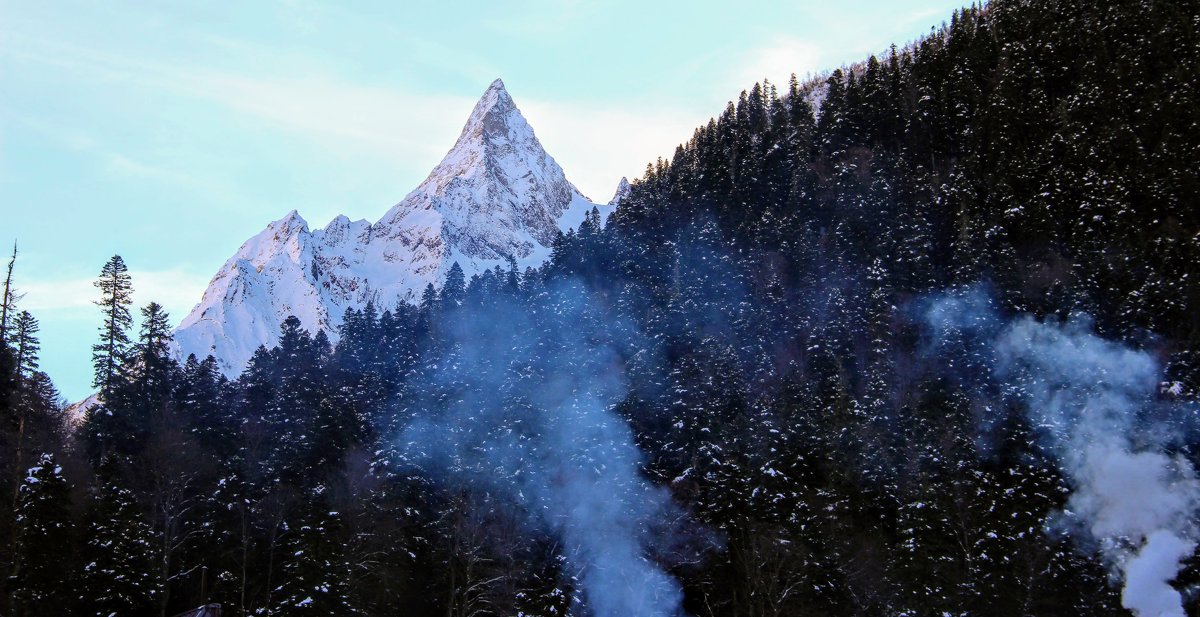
[6,33,474,166]
[8,30,704,211]
[180,72,474,162]
[9,113,242,208]
[515,36,827,201]
[18,278,95,311]
[102,153,179,181]
[20,268,211,325]
[732,35,823,93]
[521,99,706,200]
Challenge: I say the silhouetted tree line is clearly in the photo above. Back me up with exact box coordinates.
[2,0,1198,614]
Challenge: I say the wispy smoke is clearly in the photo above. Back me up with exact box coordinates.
[400,279,685,616]
[925,288,1199,617]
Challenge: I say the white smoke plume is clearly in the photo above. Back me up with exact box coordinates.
[400,278,686,616]
[927,290,1199,616]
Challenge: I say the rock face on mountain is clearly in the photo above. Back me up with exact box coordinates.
[173,79,611,375]
[608,177,632,206]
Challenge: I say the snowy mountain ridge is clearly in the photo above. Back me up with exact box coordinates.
[173,79,615,375]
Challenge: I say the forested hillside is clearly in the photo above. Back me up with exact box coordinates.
[1,0,1198,615]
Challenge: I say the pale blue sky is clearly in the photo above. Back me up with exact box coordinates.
[1,0,969,400]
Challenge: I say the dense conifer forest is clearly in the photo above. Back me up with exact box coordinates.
[2,0,1198,615]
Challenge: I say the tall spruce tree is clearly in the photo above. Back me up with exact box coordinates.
[439,262,466,309]
[92,255,134,396]
[11,311,39,379]
[127,301,176,411]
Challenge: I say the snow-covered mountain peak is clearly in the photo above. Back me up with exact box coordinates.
[380,79,589,262]
[609,177,632,206]
[270,209,309,235]
[456,78,520,147]
[174,79,616,376]
[231,210,312,265]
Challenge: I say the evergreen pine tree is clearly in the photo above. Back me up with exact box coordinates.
[11,311,39,379]
[129,301,176,408]
[272,487,360,616]
[439,262,466,310]
[9,453,74,617]
[80,459,157,616]
[92,255,134,396]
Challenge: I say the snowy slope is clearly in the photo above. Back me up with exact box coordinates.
[173,79,613,375]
